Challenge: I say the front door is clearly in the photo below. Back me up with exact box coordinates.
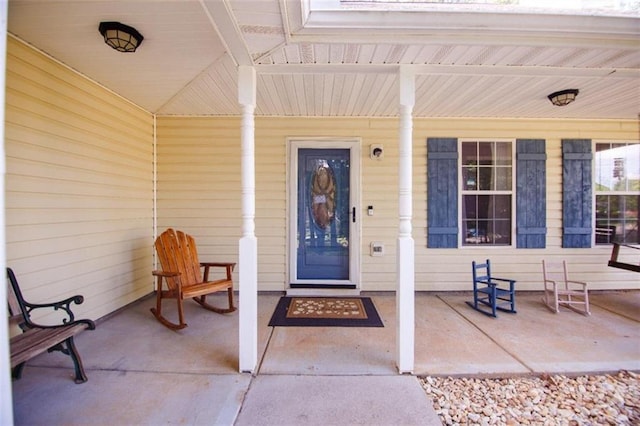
[289,139,360,289]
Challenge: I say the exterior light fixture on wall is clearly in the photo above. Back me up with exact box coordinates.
[548,89,579,106]
[370,144,384,160]
[98,21,144,52]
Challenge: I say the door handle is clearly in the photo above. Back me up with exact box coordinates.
[352,207,356,223]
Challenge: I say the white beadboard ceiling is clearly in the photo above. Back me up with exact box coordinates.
[7,0,640,119]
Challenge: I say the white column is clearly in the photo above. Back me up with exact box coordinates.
[397,67,415,374]
[238,66,258,373]
[0,0,12,421]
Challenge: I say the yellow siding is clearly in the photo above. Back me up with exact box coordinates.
[155,117,243,280]
[414,118,639,291]
[6,37,637,307]
[5,37,154,321]
[157,116,639,292]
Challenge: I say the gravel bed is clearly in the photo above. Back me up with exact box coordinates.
[419,370,639,425]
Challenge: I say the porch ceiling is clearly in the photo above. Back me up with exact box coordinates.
[7,0,640,120]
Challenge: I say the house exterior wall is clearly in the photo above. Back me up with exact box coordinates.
[4,39,637,321]
[156,116,639,292]
[4,37,155,322]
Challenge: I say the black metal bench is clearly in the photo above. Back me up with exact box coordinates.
[7,267,95,383]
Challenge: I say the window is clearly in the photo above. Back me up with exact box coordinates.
[594,142,640,245]
[461,140,513,246]
[428,138,544,249]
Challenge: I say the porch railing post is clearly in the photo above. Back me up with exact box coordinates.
[397,66,415,374]
[238,66,257,373]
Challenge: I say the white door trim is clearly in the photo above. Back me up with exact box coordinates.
[287,137,361,292]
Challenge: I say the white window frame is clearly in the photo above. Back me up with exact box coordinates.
[593,140,640,246]
[458,138,516,248]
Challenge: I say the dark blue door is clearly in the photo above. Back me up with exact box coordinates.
[297,149,350,280]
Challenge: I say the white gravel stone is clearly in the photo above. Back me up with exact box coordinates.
[419,370,639,425]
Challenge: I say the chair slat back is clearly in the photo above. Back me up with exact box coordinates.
[542,260,568,284]
[155,228,202,290]
[472,260,491,282]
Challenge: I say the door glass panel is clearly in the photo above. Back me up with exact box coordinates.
[297,149,350,280]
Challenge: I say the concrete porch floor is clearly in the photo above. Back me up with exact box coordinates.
[10,291,640,425]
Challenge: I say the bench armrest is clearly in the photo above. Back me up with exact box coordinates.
[21,295,95,330]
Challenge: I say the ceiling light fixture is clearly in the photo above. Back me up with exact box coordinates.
[98,21,144,53]
[548,89,579,106]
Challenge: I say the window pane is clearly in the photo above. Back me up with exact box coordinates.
[491,220,511,245]
[461,142,477,166]
[495,142,511,166]
[476,195,491,219]
[495,167,512,190]
[493,195,511,219]
[621,195,639,243]
[596,195,609,218]
[462,166,477,190]
[478,167,493,190]
[478,142,493,166]
[464,220,485,244]
[463,195,477,220]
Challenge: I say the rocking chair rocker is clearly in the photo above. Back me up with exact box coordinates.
[151,228,236,330]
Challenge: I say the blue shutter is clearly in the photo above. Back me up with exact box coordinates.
[516,139,547,248]
[562,139,592,248]
[427,138,458,248]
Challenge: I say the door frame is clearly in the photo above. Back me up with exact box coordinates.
[287,137,361,290]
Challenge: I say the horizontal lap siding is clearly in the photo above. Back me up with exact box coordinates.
[414,119,639,291]
[155,117,243,287]
[6,39,637,317]
[5,38,154,321]
[157,116,638,292]
[156,117,401,291]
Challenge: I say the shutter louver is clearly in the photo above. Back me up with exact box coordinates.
[562,139,592,248]
[516,139,547,248]
[427,138,458,248]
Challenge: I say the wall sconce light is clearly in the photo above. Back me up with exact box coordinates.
[370,144,384,160]
[548,89,579,106]
[99,21,144,53]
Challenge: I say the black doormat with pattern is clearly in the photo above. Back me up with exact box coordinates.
[268,296,384,327]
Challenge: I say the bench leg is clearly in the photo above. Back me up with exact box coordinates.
[12,362,26,380]
[61,336,88,383]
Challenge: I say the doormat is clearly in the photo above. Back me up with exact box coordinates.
[268,297,384,327]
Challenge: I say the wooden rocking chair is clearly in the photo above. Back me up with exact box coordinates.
[151,228,236,330]
[542,260,590,316]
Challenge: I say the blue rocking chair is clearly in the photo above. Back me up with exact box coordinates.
[466,259,517,317]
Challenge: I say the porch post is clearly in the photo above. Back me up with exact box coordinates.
[0,1,13,421]
[238,66,258,373]
[397,66,415,374]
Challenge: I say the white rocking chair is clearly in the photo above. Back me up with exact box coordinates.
[542,260,590,316]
